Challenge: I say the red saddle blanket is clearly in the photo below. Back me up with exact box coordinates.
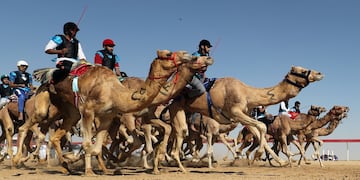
[69,64,90,76]
[289,112,299,120]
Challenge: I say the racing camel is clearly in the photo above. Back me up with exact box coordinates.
[235,105,326,162]
[153,66,324,174]
[114,56,213,167]
[13,50,194,176]
[296,105,349,167]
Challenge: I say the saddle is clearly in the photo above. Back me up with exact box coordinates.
[289,112,299,120]
[69,64,91,77]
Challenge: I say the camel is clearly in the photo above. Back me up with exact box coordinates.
[181,113,238,168]
[267,105,348,166]
[236,105,349,167]
[236,105,327,162]
[153,66,324,174]
[77,54,213,169]
[297,106,349,167]
[262,106,330,167]
[13,50,200,176]
[111,55,214,167]
[0,89,55,166]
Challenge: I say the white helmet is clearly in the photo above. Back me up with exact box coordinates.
[17,60,29,66]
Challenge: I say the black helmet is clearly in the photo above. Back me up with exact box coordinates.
[63,22,79,35]
[295,101,301,105]
[199,39,212,47]
[1,74,9,81]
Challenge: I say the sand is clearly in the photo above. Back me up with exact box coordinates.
[1,156,359,180]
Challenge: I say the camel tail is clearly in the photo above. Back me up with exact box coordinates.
[33,68,55,84]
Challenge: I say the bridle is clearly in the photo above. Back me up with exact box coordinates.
[285,70,311,89]
[148,52,180,83]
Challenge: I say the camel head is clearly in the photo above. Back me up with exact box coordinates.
[308,105,327,116]
[187,56,214,71]
[148,50,192,80]
[328,105,350,120]
[285,66,324,90]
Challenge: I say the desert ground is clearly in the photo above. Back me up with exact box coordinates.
[1,156,359,180]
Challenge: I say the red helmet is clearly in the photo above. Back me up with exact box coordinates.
[103,39,115,47]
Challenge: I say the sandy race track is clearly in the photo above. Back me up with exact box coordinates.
[1,157,359,180]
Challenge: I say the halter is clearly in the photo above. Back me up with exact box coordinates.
[148,52,179,83]
[285,69,311,89]
[327,107,344,119]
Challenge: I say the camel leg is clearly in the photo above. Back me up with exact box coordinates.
[120,114,137,144]
[152,119,172,164]
[234,111,286,166]
[29,123,46,161]
[219,133,238,160]
[0,129,8,162]
[247,140,260,164]
[13,91,50,166]
[50,128,69,170]
[291,138,309,166]
[118,123,134,144]
[81,109,96,176]
[0,108,14,165]
[206,133,214,168]
[46,133,54,167]
[237,140,251,160]
[94,131,110,175]
[280,134,293,167]
[247,125,286,166]
[141,123,154,169]
[236,128,251,158]
[310,138,325,167]
[169,109,188,173]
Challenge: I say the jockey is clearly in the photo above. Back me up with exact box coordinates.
[0,74,14,107]
[278,100,291,118]
[187,39,212,98]
[44,22,87,83]
[253,106,273,126]
[9,60,33,121]
[188,39,212,131]
[94,38,123,80]
[289,101,301,119]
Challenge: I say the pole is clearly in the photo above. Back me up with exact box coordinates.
[77,5,88,25]
[210,38,221,56]
[346,142,349,161]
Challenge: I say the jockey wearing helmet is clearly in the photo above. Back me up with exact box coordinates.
[44,22,87,83]
[9,60,33,121]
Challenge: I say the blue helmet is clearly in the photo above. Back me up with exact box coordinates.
[1,74,9,81]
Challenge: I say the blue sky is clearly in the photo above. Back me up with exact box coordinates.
[1,1,359,160]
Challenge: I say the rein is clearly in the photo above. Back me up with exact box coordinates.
[285,70,311,89]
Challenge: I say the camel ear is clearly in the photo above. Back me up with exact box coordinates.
[157,49,171,59]
[191,55,198,61]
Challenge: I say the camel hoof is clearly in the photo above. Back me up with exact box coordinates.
[85,168,97,176]
[61,162,73,174]
[127,136,134,144]
[191,158,200,163]
[153,169,160,175]
[279,160,289,167]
